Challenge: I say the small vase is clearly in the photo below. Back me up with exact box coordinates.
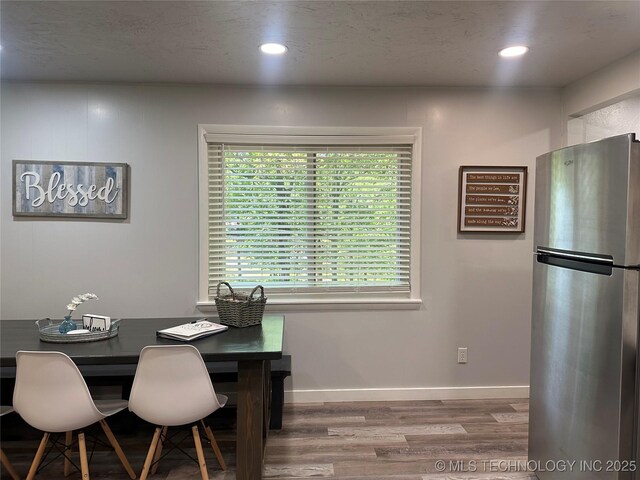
[58,315,78,334]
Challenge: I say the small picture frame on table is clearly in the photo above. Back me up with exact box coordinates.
[82,314,111,332]
[458,166,527,233]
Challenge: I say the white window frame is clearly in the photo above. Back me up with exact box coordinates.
[196,125,422,312]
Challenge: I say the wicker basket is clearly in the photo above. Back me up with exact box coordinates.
[214,282,267,328]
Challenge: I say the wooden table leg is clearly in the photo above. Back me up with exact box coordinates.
[263,361,272,440]
[237,359,265,480]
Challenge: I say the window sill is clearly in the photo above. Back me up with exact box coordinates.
[196,298,422,313]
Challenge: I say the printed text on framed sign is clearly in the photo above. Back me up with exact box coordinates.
[458,166,527,233]
[13,160,129,219]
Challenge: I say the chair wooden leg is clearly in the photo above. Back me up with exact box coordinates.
[99,419,136,479]
[26,432,50,480]
[78,432,90,480]
[151,426,168,475]
[139,427,162,480]
[192,425,209,480]
[64,431,73,477]
[1,448,20,480]
[200,420,227,470]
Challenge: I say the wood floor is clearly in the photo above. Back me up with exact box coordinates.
[1,398,533,480]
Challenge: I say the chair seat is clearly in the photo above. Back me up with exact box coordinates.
[0,406,14,416]
[139,399,222,427]
[95,399,128,417]
[216,394,228,408]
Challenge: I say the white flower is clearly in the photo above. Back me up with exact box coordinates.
[64,293,99,317]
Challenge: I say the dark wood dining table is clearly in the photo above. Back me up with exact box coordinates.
[0,314,285,480]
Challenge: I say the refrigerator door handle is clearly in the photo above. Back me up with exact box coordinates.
[536,247,614,276]
[536,247,614,265]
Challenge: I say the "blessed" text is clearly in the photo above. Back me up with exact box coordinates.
[20,171,120,207]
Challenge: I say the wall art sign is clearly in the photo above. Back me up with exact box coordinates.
[458,166,527,233]
[13,160,129,219]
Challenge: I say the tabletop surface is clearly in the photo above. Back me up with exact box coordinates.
[0,315,285,366]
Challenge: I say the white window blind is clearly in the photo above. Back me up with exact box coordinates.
[206,142,412,297]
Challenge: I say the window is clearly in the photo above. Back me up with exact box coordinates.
[198,126,421,309]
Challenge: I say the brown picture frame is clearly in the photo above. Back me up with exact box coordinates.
[457,165,527,233]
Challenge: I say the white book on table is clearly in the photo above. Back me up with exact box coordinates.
[156,320,228,342]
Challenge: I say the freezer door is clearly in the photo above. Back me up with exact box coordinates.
[534,134,639,267]
[529,261,638,480]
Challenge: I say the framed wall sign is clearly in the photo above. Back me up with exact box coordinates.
[458,166,527,233]
[13,160,129,219]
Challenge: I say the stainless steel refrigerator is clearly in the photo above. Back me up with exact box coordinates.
[529,133,640,479]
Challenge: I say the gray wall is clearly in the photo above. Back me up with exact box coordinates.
[0,83,561,400]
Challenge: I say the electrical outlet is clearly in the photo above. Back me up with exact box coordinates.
[457,347,468,364]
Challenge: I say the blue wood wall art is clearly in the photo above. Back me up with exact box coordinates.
[13,160,129,219]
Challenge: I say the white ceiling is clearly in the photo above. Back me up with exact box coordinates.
[1,1,639,87]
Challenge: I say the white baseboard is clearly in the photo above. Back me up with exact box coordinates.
[284,385,529,403]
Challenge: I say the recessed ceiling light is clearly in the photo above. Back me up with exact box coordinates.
[499,46,529,58]
[260,43,288,55]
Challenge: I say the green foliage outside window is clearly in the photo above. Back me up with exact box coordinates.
[211,146,411,290]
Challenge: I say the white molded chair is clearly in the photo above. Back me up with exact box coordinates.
[1,406,20,480]
[128,345,227,480]
[13,351,136,480]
